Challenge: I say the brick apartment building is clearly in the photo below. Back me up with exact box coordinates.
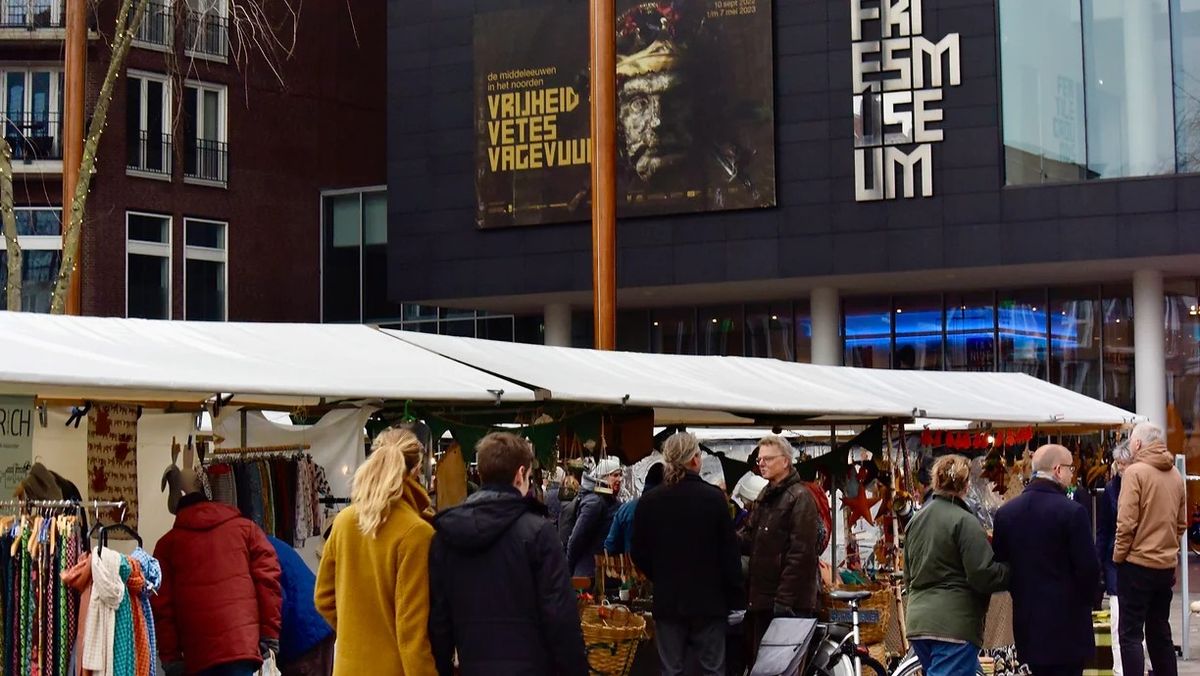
[0,0,384,321]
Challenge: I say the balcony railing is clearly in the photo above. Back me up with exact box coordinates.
[133,1,172,47]
[184,138,227,184]
[127,131,172,176]
[185,10,227,58]
[3,112,61,162]
[1,0,64,29]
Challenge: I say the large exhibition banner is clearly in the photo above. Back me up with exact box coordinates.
[474,0,777,228]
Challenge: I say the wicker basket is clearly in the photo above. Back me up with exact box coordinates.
[580,604,647,676]
[821,583,894,646]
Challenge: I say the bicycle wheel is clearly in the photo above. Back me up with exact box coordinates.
[814,652,889,676]
[858,654,889,676]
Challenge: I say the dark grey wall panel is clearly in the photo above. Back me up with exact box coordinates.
[387,0,1200,304]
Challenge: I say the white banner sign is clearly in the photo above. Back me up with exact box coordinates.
[0,395,35,496]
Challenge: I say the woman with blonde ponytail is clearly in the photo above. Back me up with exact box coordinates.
[314,428,438,676]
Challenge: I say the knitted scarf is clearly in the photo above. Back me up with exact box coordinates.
[84,548,124,676]
[130,548,161,676]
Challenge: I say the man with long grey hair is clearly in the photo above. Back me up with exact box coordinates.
[631,432,743,676]
[1096,440,1134,676]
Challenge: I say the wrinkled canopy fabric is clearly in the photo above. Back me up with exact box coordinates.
[388,330,1139,428]
[0,312,533,406]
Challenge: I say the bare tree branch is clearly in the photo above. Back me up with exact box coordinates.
[50,0,151,314]
[1,140,21,311]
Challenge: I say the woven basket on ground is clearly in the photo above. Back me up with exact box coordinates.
[820,583,895,646]
[580,604,647,676]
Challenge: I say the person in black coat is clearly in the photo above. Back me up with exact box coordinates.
[993,444,1101,676]
[631,432,743,676]
[567,458,623,579]
[428,433,587,676]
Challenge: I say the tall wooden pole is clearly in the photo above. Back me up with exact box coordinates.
[62,0,86,315]
[589,0,616,350]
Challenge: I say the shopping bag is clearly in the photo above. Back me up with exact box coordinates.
[751,617,818,676]
[257,651,282,676]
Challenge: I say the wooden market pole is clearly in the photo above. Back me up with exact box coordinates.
[589,0,617,350]
[62,0,86,315]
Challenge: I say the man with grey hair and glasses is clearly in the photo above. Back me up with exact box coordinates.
[738,435,820,663]
[1114,422,1187,676]
[1096,441,1134,676]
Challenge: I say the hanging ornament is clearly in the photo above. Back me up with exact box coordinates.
[843,486,882,528]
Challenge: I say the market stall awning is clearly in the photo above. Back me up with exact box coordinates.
[769,364,1140,428]
[387,330,1139,428]
[386,330,916,423]
[0,312,535,405]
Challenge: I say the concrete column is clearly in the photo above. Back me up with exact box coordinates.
[811,287,842,366]
[544,303,572,347]
[1133,270,1166,427]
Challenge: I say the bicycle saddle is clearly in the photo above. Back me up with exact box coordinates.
[828,590,873,602]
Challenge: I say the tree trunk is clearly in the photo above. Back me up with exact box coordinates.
[0,140,20,311]
[50,0,151,314]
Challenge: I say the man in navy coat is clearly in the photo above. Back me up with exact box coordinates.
[993,444,1101,676]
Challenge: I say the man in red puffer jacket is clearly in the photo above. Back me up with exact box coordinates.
[152,489,283,676]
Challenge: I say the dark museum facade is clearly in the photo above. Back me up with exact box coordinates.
[375,0,1200,468]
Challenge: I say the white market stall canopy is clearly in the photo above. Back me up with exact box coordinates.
[0,313,535,405]
[386,330,912,423]
[386,330,1140,428]
[0,312,1139,427]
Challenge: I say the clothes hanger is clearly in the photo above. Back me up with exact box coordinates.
[100,523,143,549]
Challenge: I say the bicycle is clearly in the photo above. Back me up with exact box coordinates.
[807,590,889,676]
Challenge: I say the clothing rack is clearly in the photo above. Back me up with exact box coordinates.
[204,444,311,462]
[0,499,126,510]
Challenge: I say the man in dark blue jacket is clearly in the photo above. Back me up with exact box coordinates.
[1096,442,1133,676]
[428,432,587,676]
[994,444,1101,676]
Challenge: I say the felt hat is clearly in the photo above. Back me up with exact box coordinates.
[16,462,63,500]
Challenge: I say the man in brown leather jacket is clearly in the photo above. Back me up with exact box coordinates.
[739,435,821,663]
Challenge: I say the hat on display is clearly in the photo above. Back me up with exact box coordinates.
[16,462,63,500]
[733,473,768,507]
[162,464,206,515]
[591,457,622,480]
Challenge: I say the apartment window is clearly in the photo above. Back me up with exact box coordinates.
[2,0,64,28]
[1,68,61,162]
[184,218,226,320]
[0,207,61,313]
[133,1,174,48]
[126,212,171,319]
[184,0,228,59]
[182,82,227,185]
[126,72,172,177]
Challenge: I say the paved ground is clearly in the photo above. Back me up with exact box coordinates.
[1173,593,1200,675]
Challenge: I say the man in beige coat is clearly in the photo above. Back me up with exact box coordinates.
[1113,422,1187,676]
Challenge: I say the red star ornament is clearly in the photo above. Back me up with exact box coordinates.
[843,487,882,528]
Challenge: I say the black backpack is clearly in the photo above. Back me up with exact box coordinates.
[558,495,580,549]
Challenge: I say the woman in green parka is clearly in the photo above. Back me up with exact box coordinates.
[904,454,1010,676]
